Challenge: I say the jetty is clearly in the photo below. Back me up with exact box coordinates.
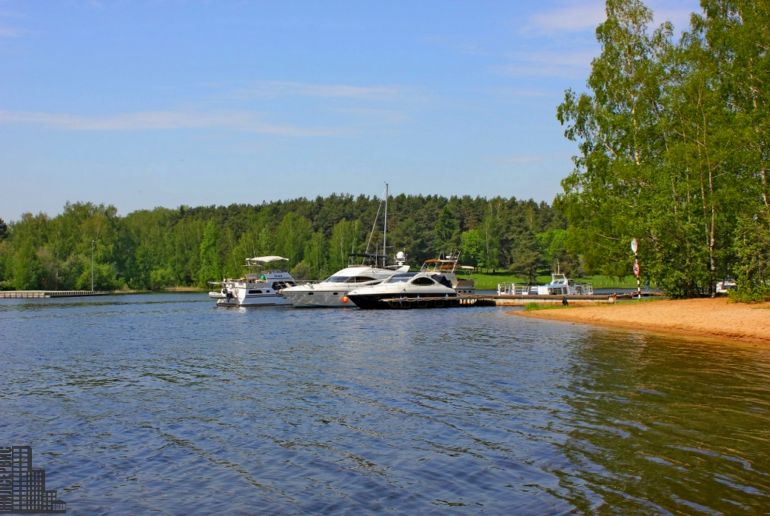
[475,293,623,306]
[368,293,623,309]
[0,290,109,299]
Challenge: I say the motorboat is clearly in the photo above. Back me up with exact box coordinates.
[215,256,297,307]
[208,278,235,298]
[541,271,592,295]
[347,270,459,309]
[347,252,471,309]
[282,252,409,308]
[419,251,475,294]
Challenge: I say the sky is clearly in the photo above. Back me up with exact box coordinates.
[0,0,701,223]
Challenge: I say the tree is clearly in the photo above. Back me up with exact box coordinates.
[274,213,313,266]
[328,219,362,272]
[509,229,543,284]
[432,206,460,254]
[197,220,221,286]
[460,229,485,269]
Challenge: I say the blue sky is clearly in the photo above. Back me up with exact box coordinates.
[0,0,699,222]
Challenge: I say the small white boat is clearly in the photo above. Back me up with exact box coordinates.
[216,256,297,307]
[716,279,736,294]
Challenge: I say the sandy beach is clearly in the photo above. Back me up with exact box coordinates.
[515,297,770,346]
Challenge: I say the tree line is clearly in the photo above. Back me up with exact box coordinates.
[557,0,770,299]
[0,195,571,291]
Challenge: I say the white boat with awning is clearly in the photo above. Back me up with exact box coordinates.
[216,256,297,307]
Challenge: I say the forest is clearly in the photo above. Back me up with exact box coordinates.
[0,196,570,291]
[2,0,769,299]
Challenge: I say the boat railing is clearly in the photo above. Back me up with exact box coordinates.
[497,283,538,296]
[497,282,594,296]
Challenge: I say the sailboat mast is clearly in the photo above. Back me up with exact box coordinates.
[383,182,388,268]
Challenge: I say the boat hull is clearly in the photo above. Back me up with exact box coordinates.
[281,288,355,308]
[216,293,291,307]
[348,292,459,309]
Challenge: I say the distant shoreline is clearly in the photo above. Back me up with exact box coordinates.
[515,297,770,346]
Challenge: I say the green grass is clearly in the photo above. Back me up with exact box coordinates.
[523,302,570,311]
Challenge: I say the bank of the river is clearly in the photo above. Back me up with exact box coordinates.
[516,297,770,346]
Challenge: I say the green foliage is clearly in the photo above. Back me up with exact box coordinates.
[460,229,484,268]
[0,195,574,291]
[730,214,770,302]
[197,220,221,286]
[556,0,770,299]
[275,212,313,265]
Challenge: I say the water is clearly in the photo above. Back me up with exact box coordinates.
[1,294,769,514]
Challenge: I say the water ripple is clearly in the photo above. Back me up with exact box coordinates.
[1,296,770,512]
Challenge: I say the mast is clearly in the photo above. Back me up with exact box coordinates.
[383,182,388,268]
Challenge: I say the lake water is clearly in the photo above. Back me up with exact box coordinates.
[1,294,769,514]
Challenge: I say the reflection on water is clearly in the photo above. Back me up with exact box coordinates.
[559,331,770,513]
[1,294,769,513]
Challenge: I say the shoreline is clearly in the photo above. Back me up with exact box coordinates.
[514,297,770,346]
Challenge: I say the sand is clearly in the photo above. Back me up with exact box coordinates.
[515,297,770,346]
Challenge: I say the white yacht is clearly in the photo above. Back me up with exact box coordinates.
[215,256,297,307]
[346,252,472,309]
[419,252,475,295]
[346,270,459,309]
[282,252,409,308]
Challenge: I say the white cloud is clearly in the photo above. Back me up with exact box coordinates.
[527,2,605,34]
[0,109,338,136]
[495,49,598,78]
[526,1,698,35]
[232,81,403,101]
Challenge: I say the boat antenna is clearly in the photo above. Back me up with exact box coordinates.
[383,182,388,268]
[364,192,383,263]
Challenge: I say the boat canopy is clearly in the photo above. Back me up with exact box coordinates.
[246,256,289,265]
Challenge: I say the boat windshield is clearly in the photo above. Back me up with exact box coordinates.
[325,275,378,284]
[383,272,415,284]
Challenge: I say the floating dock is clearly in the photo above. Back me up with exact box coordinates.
[0,290,108,299]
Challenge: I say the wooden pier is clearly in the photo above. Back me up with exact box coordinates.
[368,293,622,309]
[0,290,108,299]
[473,293,623,306]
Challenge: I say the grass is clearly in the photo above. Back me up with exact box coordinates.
[523,302,571,312]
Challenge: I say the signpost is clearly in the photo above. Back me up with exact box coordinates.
[631,238,640,298]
